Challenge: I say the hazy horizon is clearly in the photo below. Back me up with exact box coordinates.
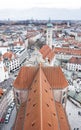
[0,8,81,20]
[0,0,81,20]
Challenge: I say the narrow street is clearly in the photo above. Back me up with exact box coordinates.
[1,106,17,130]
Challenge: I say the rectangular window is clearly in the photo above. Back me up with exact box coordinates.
[63,91,66,96]
[62,97,65,104]
[17,98,20,105]
[16,92,18,97]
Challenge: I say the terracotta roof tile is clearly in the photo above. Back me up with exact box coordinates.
[69,57,81,64]
[14,66,68,89]
[14,65,60,130]
[43,66,68,89]
[40,45,51,58]
[39,45,55,62]
[46,50,55,62]
[14,41,23,46]
[13,65,69,130]
[26,31,39,39]
[54,47,81,56]
[13,66,38,89]
[55,101,70,130]
[13,102,26,130]
[0,88,3,95]
[3,51,15,60]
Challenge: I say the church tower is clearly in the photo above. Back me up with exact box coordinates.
[46,19,53,49]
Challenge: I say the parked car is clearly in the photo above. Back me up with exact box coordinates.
[5,114,10,123]
[10,102,15,109]
[7,108,12,114]
[78,111,81,116]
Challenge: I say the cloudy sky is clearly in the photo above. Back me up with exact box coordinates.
[0,0,81,20]
[0,0,81,9]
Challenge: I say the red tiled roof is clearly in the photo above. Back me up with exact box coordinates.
[13,102,26,130]
[63,37,74,42]
[0,88,4,95]
[3,51,15,60]
[69,57,81,64]
[43,66,68,89]
[39,45,55,62]
[40,45,51,58]
[55,102,70,130]
[14,41,23,46]
[23,65,59,130]
[62,44,69,47]
[46,50,55,62]
[14,66,68,89]
[13,66,38,89]
[54,47,81,56]
[13,65,70,130]
[26,31,39,39]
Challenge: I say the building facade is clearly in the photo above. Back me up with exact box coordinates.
[0,60,9,82]
[67,57,81,71]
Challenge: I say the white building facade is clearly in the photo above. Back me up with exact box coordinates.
[67,57,81,71]
[16,48,27,65]
[4,58,20,73]
[67,63,81,71]
[75,33,81,42]
[0,60,9,82]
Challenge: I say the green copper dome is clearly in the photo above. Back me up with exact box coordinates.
[47,18,53,28]
[47,23,53,28]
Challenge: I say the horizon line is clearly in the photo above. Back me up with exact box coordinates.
[0,7,81,10]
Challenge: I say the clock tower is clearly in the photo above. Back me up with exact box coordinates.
[46,20,53,49]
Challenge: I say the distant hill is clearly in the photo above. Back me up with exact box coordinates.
[0,8,81,20]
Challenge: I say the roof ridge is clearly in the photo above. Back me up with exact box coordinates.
[22,65,60,130]
[39,64,43,130]
[13,65,69,130]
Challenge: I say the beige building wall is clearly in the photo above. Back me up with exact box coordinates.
[61,87,68,108]
[53,89,62,102]
[53,87,68,108]
[14,88,28,109]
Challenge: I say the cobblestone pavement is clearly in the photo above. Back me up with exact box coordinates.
[66,99,81,130]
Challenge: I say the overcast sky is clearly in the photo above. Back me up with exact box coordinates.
[0,0,81,9]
